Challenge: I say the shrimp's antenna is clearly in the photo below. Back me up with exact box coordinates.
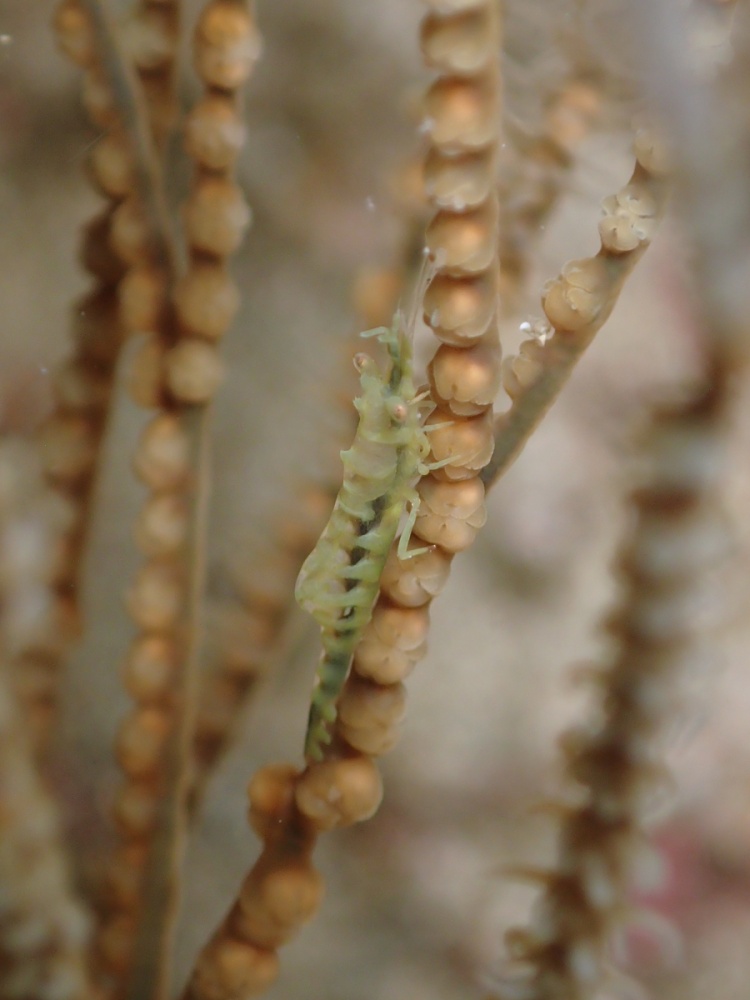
[403,246,438,341]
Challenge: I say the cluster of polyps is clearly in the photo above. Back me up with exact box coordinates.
[54,1,260,994]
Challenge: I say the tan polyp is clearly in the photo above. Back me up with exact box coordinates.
[122,635,177,703]
[423,271,496,344]
[424,76,497,152]
[295,756,384,831]
[367,601,430,652]
[126,558,184,631]
[634,129,671,176]
[165,339,225,404]
[599,186,658,254]
[133,414,191,491]
[119,265,167,335]
[238,860,324,935]
[338,676,407,731]
[194,2,262,91]
[415,474,487,551]
[337,695,404,756]
[37,416,95,485]
[113,780,159,836]
[419,471,485,519]
[424,147,495,211]
[110,197,151,266]
[88,131,135,201]
[11,600,77,660]
[53,0,96,68]
[185,95,248,171]
[421,9,495,75]
[352,638,423,686]
[428,339,501,414]
[545,82,601,153]
[174,264,241,340]
[425,202,498,273]
[379,542,453,607]
[115,706,171,778]
[231,906,295,952]
[542,257,611,333]
[502,344,545,401]
[189,937,279,1000]
[82,66,117,129]
[598,215,645,254]
[353,604,429,684]
[246,763,300,841]
[184,178,252,258]
[135,491,189,558]
[342,720,403,757]
[425,406,494,478]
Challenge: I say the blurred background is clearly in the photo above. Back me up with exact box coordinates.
[3,1,750,998]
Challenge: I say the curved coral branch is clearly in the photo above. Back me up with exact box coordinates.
[482,128,670,489]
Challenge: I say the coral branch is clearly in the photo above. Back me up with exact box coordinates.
[0,440,95,1000]
[482,129,670,489]
[488,373,732,1000]
[96,3,260,998]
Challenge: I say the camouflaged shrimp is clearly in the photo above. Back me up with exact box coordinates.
[295,314,433,761]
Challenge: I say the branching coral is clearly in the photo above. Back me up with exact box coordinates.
[2,3,750,1000]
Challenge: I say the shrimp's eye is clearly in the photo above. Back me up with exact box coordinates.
[387,397,409,423]
[353,352,371,373]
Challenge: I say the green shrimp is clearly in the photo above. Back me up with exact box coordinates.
[295,314,432,761]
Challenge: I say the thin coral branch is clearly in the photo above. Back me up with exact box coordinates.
[481,130,670,489]
[125,409,211,1000]
[487,370,733,1000]
[96,3,260,998]
[120,0,182,152]
[27,0,152,755]
[77,0,179,274]
[0,439,96,1000]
